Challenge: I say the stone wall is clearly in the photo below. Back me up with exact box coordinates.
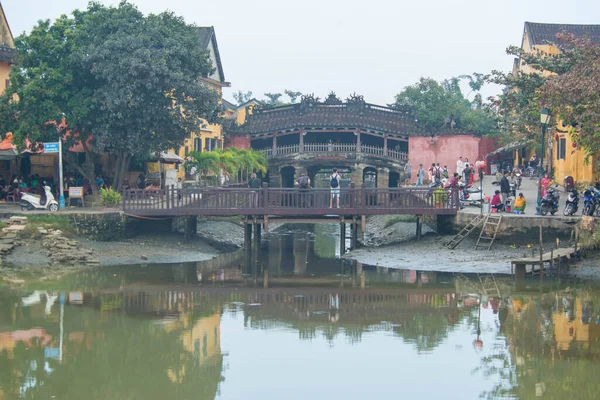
[452,212,577,239]
[70,212,125,241]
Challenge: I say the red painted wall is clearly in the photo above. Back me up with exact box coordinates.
[225,134,251,149]
[408,135,499,182]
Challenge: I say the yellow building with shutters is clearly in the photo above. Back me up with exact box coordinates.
[0,2,14,95]
[515,22,600,185]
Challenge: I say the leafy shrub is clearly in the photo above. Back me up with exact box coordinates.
[433,188,448,205]
[100,188,122,206]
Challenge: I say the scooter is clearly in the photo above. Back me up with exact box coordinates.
[539,185,560,216]
[582,187,598,216]
[459,182,484,207]
[563,188,579,216]
[20,185,59,212]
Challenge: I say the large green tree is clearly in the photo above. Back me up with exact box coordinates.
[393,76,496,135]
[538,33,600,156]
[0,1,220,193]
[485,39,579,149]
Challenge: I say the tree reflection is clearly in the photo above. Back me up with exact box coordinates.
[0,292,224,400]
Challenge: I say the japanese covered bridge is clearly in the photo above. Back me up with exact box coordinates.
[122,93,458,249]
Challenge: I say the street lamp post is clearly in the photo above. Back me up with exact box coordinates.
[536,108,552,214]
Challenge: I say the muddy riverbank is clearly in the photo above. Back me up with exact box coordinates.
[346,215,598,277]
[1,218,245,270]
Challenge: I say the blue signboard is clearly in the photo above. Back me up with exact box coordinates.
[44,142,59,153]
[44,348,60,359]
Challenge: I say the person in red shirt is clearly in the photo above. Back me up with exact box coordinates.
[491,190,503,212]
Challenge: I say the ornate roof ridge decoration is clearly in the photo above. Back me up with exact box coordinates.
[227,93,426,136]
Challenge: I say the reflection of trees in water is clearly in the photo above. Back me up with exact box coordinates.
[391,311,459,353]
[478,291,600,400]
[0,302,224,400]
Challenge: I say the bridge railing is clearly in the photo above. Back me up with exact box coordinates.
[257,143,408,160]
[122,185,460,215]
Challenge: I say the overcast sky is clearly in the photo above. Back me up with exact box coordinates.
[3,0,599,105]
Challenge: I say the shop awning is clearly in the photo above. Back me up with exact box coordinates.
[151,151,184,164]
[486,142,527,158]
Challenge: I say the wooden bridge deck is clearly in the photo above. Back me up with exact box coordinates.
[122,186,459,217]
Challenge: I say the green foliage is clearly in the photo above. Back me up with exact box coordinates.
[394,76,496,135]
[432,188,448,205]
[485,39,580,148]
[0,1,220,191]
[232,90,253,104]
[187,148,268,186]
[100,188,122,206]
[537,34,600,157]
[383,215,417,228]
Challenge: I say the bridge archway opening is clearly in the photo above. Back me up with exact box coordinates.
[363,167,377,188]
[311,166,352,188]
[389,171,400,188]
[280,166,296,188]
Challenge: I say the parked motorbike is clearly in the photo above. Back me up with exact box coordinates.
[20,185,59,212]
[540,185,560,216]
[563,188,579,216]
[582,187,599,216]
[459,182,484,207]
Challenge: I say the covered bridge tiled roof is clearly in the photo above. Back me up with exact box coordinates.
[0,46,14,63]
[228,94,425,136]
[525,22,600,46]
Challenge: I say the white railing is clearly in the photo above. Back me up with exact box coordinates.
[276,144,299,155]
[361,144,384,156]
[387,149,408,160]
[256,143,407,160]
[304,143,357,153]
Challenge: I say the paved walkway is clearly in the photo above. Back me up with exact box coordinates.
[459,175,572,217]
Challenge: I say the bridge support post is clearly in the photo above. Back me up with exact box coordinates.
[416,215,423,241]
[183,216,197,242]
[253,220,262,250]
[244,220,252,250]
[351,218,359,250]
[340,219,346,255]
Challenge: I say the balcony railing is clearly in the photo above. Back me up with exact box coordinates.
[257,143,407,160]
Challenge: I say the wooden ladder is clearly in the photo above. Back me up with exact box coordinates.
[445,214,486,249]
[475,214,503,250]
[478,274,501,298]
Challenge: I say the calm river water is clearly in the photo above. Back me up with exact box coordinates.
[1,225,600,399]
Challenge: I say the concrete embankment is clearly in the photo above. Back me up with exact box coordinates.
[442,211,579,239]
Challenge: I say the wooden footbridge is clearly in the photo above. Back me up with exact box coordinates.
[122,185,459,217]
[122,185,459,253]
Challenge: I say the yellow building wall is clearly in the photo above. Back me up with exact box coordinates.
[518,38,598,184]
[0,61,10,94]
[552,131,597,184]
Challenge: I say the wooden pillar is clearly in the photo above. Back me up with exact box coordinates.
[416,215,422,240]
[351,220,358,250]
[299,130,304,153]
[253,221,261,250]
[356,131,361,153]
[383,133,388,156]
[244,222,252,250]
[340,221,346,255]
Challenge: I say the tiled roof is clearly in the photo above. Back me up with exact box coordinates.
[525,22,600,46]
[0,46,14,63]
[228,97,425,136]
[197,26,226,84]
[221,98,236,111]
